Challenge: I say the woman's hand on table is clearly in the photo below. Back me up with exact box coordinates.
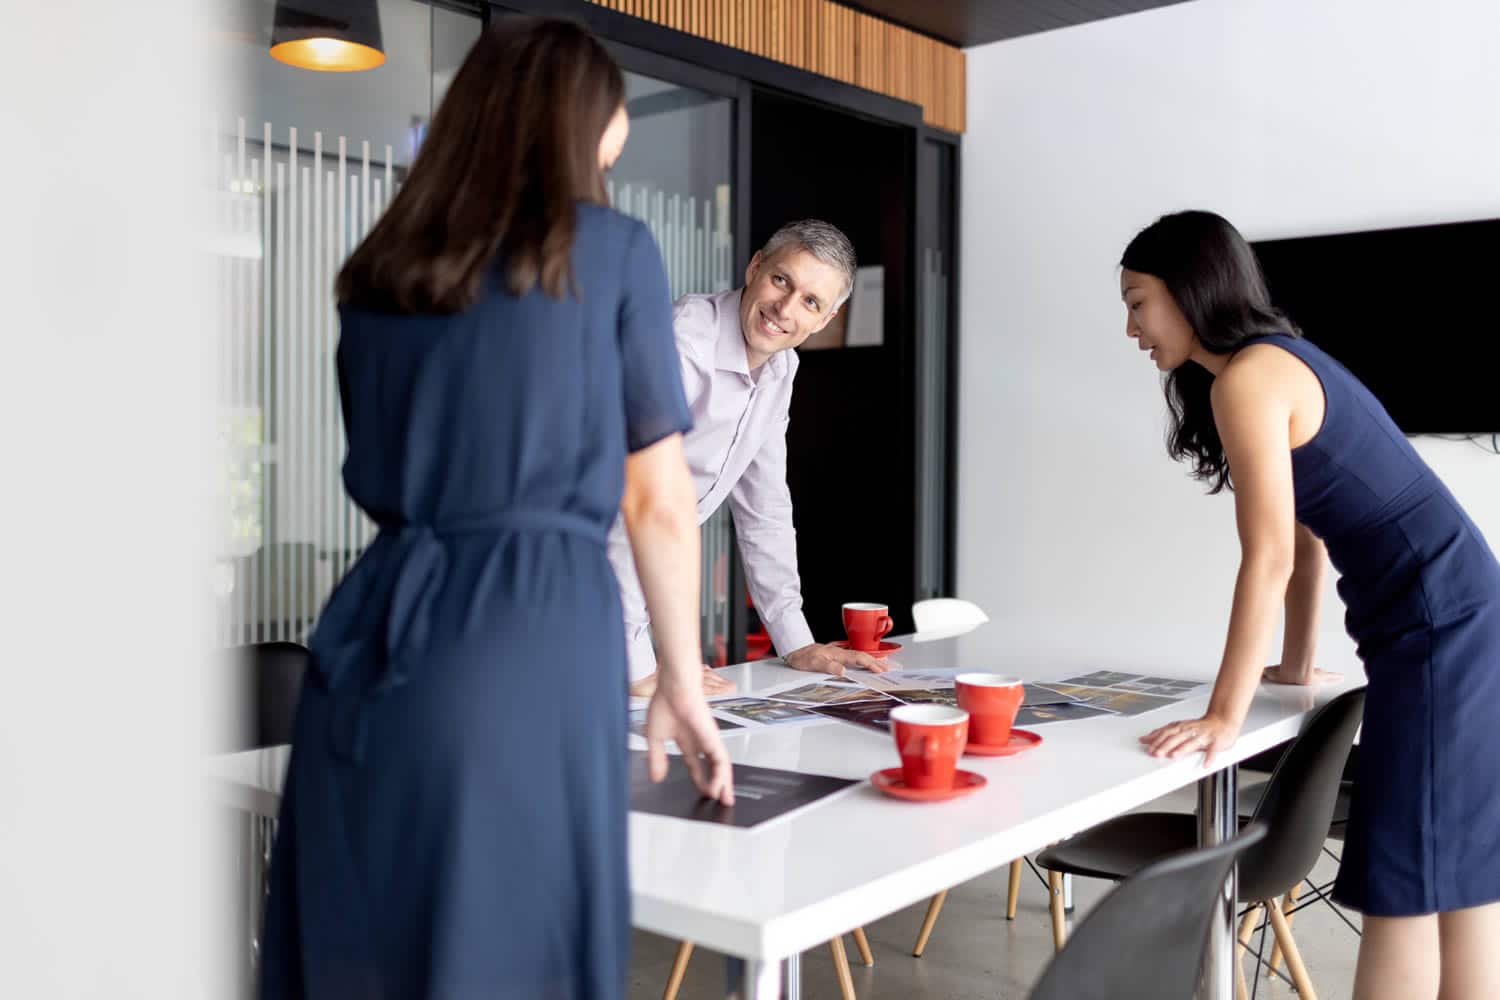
[1141,713,1242,767]
[629,665,737,699]
[645,675,735,806]
[1262,664,1343,686]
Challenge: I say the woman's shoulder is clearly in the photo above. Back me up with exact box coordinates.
[576,201,648,243]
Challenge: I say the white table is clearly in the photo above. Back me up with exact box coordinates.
[206,624,1364,1000]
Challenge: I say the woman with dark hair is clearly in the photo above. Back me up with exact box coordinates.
[258,17,733,1000]
[1123,210,1500,998]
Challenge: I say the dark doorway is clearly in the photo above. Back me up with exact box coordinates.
[748,89,918,643]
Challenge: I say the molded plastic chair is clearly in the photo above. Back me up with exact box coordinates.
[1029,825,1268,1000]
[1037,688,1366,1000]
[911,597,990,640]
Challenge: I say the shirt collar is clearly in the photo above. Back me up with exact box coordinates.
[715,288,791,382]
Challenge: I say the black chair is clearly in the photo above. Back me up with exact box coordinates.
[1237,743,1359,978]
[1037,687,1366,1000]
[215,642,307,998]
[1029,824,1268,1000]
[219,640,308,752]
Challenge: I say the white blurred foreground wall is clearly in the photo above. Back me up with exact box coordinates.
[0,1,222,995]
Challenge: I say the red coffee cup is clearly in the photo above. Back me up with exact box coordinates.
[889,704,969,789]
[843,602,894,651]
[954,673,1024,747]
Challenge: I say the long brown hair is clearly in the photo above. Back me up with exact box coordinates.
[1121,211,1298,494]
[336,17,624,313]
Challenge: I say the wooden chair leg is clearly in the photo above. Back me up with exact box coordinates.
[829,935,857,1000]
[662,940,693,1000]
[1266,897,1317,1000]
[1236,903,1264,1000]
[912,890,947,957]
[1048,870,1067,951]
[851,926,874,966]
[1006,859,1023,919]
[1269,883,1301,973]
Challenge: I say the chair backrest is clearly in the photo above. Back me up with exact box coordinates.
[911,598,989,639]
[221,641,308,751]
[1030,824,1268,1000]
[1238,687,1365,902]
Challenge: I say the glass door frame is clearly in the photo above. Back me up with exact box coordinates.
[485,0,960,658]
[490,2,754,662]
[602,42,752,664]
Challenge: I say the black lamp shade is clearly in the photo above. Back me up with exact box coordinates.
[269,0,385,72]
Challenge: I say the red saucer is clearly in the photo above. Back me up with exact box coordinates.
[871,767,987,802]
[964,728,1042,757]
[833,639,902,657]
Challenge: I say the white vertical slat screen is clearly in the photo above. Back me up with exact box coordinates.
[210,118,394,647]
[212,120,737,655]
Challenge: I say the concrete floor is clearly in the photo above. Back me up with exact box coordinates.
[628,787,1361,999]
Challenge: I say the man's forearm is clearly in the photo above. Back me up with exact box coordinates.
[608,521,661,681]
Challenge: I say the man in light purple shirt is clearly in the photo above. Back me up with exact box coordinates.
[611,220,892,694]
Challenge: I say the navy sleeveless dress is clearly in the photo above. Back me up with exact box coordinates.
[257,204,692,998]
[1246,333,1500,917]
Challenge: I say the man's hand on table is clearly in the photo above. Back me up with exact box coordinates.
[783,642,892,677]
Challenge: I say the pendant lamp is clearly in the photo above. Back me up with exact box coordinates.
[269,0,385,72]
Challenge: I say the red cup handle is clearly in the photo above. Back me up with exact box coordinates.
[877,615,893,641]
[920,733,938,777]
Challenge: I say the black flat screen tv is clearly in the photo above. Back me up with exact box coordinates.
[1251,218,1500,434]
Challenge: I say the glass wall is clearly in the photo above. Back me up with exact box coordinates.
[208,1,482,647]
[608,67,737,664]
[209,10,742,664]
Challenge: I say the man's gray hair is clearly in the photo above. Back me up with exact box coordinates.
[759,219,857,309]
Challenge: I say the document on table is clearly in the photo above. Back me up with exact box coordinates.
[764,679,892,707]
[847,668,1082,709]
[810,698,901,733]
[629,751,859,830]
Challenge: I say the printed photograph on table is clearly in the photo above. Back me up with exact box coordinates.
[1059,670,1143,686]
[893,688,960,708]
[1045,682,1192,716]
[629,752,857,830]
[710,697,824,727]
[629,709,744,740]
[812,699,901,733]
[1084,689,1181,716]
[1014,702,1115,726]
[849,667,966,692]
[1022,684,1084,707]
[766,681,892,707]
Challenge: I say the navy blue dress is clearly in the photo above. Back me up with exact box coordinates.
[1248,334,1500,917]
[258,204,692,998]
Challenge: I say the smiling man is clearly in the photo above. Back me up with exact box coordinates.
[611,219,891,695]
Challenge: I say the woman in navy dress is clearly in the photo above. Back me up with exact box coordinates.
[257,19,734,1000]
[1122,211,1500,998]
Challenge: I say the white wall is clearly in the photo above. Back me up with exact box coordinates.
[957,0,1500,669]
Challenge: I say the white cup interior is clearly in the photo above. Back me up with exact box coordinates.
[956,673,1022,688]
[843,602,889,612]
[890,704,968,726]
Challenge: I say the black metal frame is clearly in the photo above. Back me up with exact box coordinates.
[485,0,960,650]
[916,123,961,597]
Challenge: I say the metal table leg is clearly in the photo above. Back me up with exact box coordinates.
[725,955,782,1000]
[1197,763,1238,1000]
[785,952,801,1000]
